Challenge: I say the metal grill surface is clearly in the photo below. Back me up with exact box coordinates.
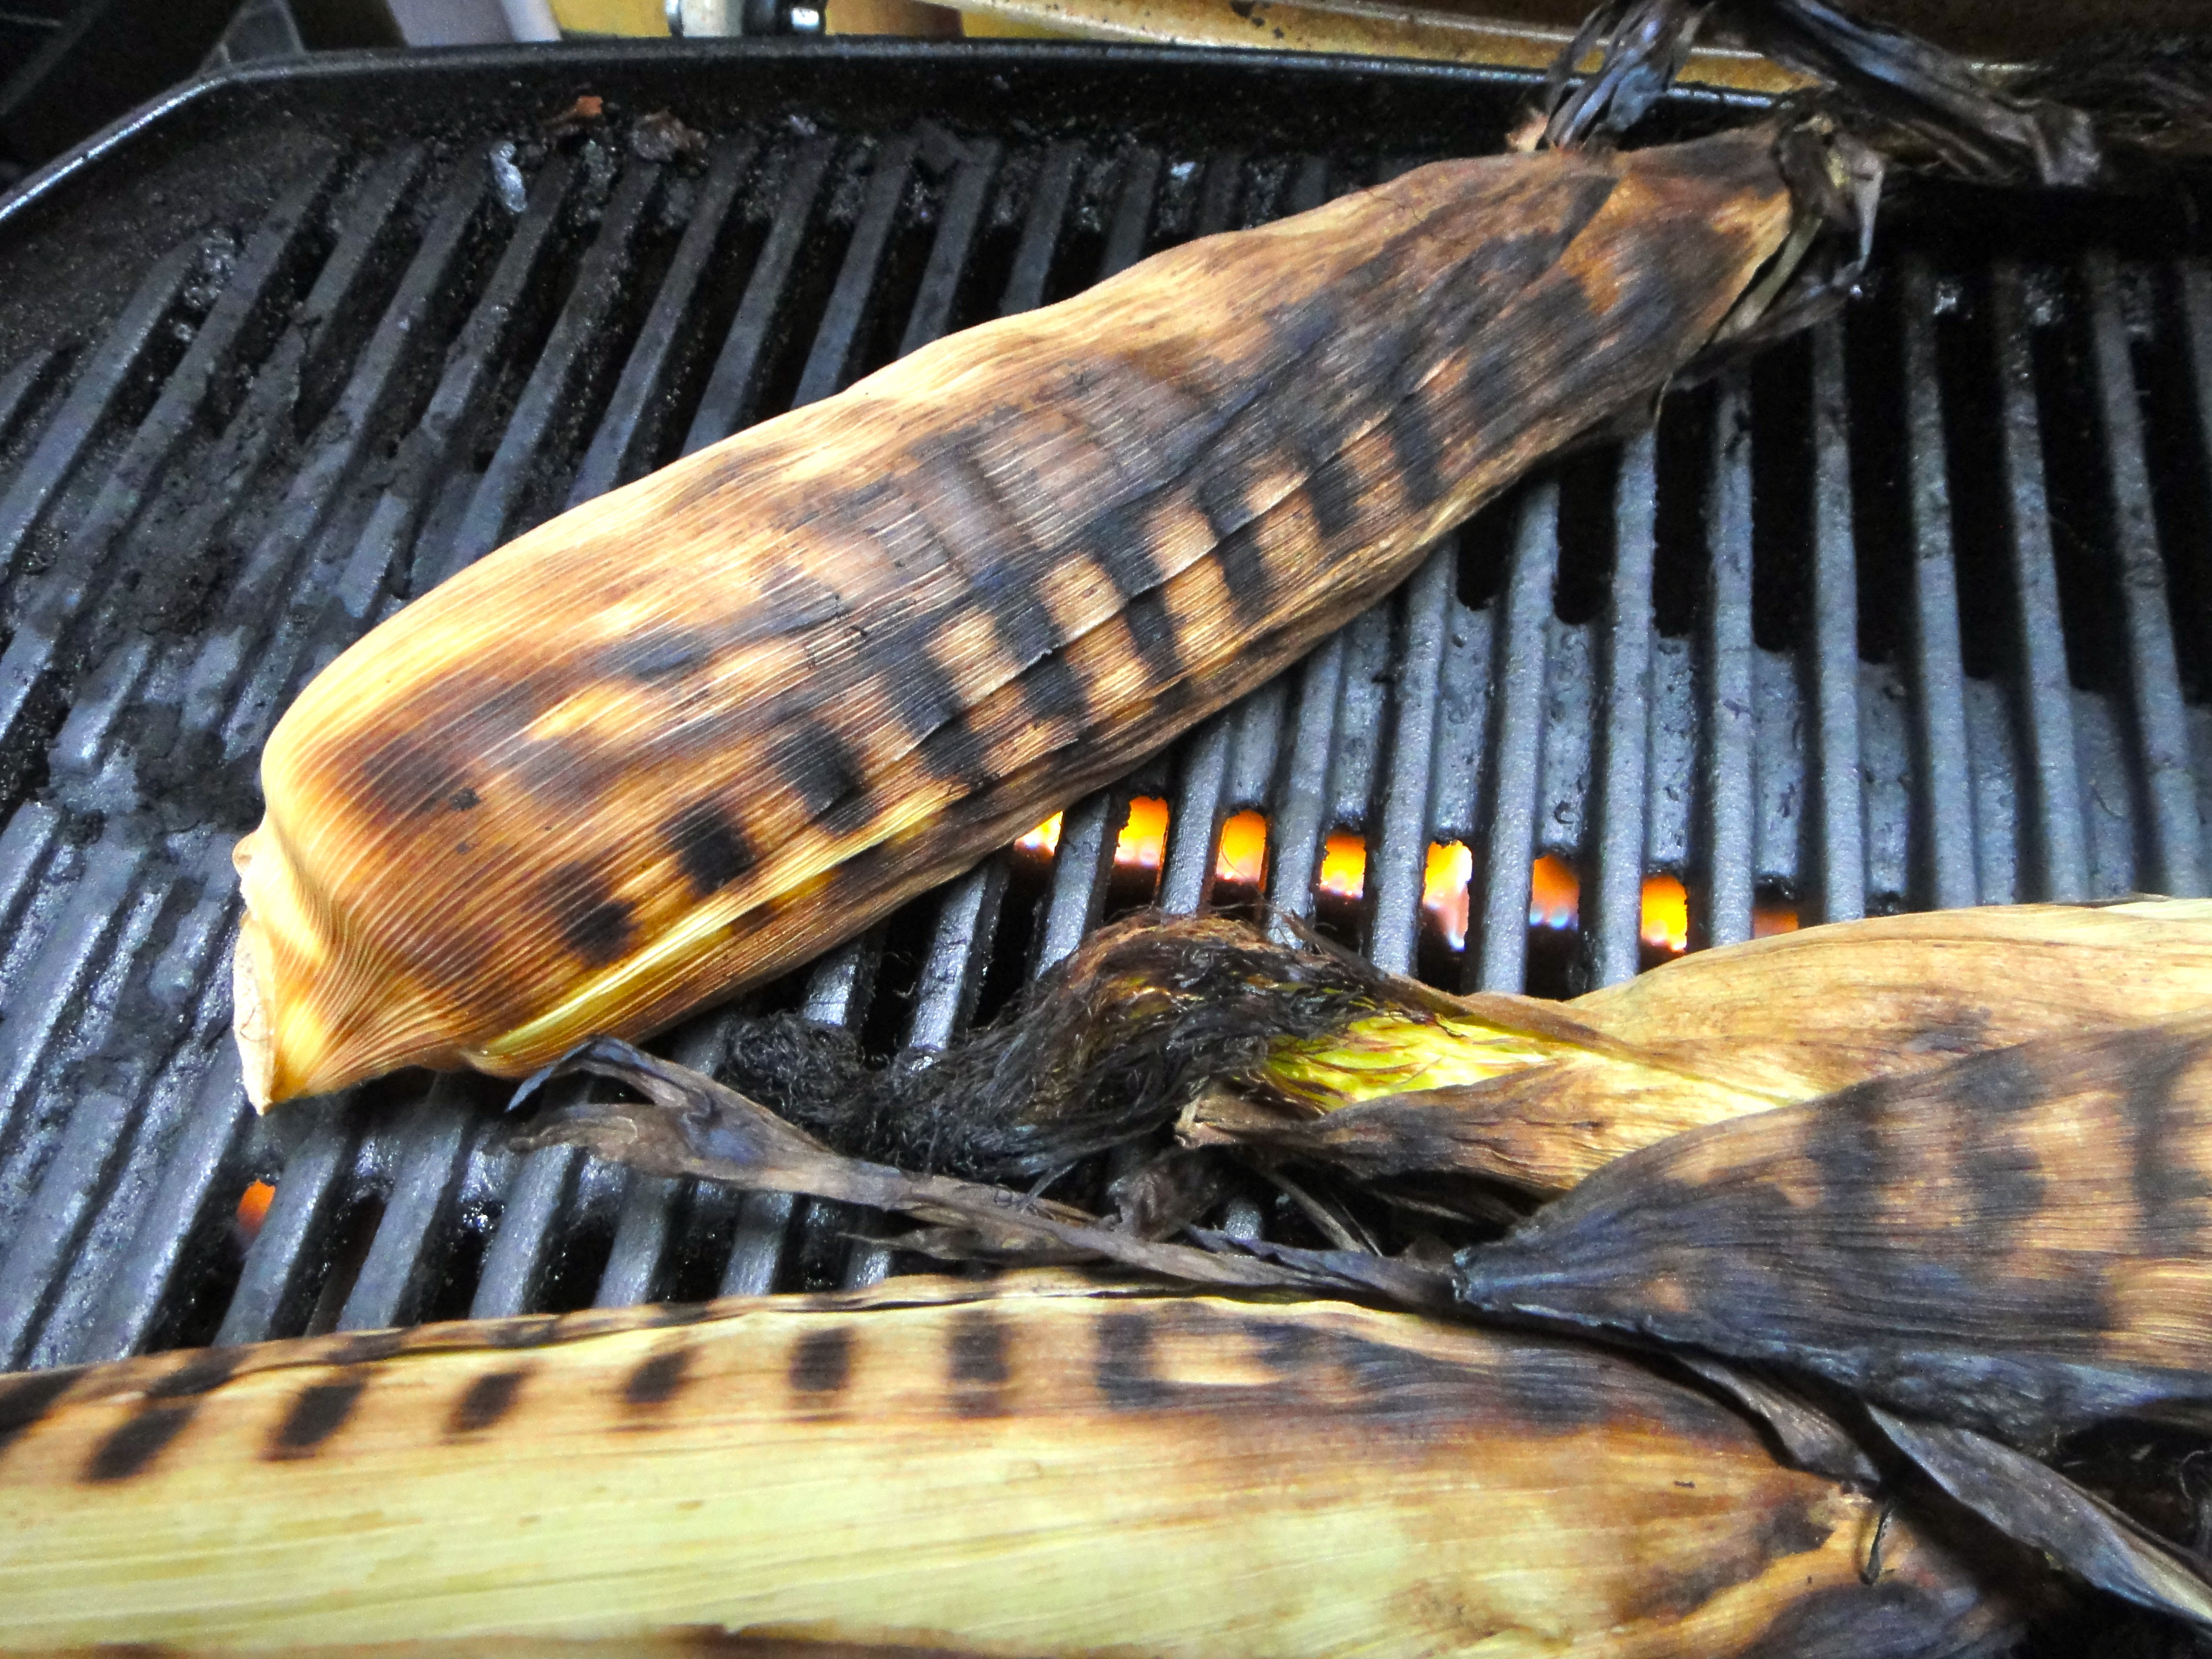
[0,41,2207,1374]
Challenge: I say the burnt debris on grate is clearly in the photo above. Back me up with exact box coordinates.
[0,45,2207,1375]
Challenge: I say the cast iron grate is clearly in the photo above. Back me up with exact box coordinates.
[0,41,2206,1379]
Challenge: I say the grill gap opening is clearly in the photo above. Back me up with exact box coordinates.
[1640,869,1689,970]
[970,831,1053,1028]
[135,1180,252,1357]
[1846,269,1911,666]
[1311,828,1365,950]
[1416,838,1470,987]
[517,174,694,527]
[1151,154,1207,242]
[415,1195,495,1327]
[1551,446,1616,626]
[1041,152,1116,306]
[2026,260,2125,695]
[1240,156,1293,227]
[1104,794,1169,917]
[1934,261,2016,682]
[780,1195,865,1293]
[293,169,445,439]
[660,1181,745,1304]
[300,1189,386,1338]
[533,1172,620,1315]
[234,1176,277,1247]
[1750,330,1813,653]
[453,183,598,478]
[629,151,778,474]
[1211,808,1268,917]
[854,894,941,1062]
[2138,262,2212,706]
[1755,880,1802,937]
[1524,851,1579,999]
[1652,384,1715,638]
[1454,485,1517,611]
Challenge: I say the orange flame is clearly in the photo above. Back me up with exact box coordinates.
[235,1179,275,1242]
[1423,840,1473,948]
[1530,854,1579,930]
[1641,873,1690,954]
[1215,810,1267,887]
[1016,812,1063,857]
[1318,831,1366,900]
[1754,900,1800,938]
[1116,797,1169,870]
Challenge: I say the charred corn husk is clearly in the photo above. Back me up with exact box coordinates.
[809,903,2212,1193]
[1249,897,2212,1191]
[231,127,1804,1107]
[0,1278,2020,1656]
[1453,1009,2212,1450]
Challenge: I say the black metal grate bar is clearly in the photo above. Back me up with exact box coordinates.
[0,245,195,583]
[2083,249,2204,897]
[1366,546,1452,976]
[997,141,1080,318]
[1473,483,1557,992]
[1991,261,2091,902]
[1699,371,1757,948]
[1807,320,1865,926]
[1587,430,1657,988]
[897,137,1000,360]
[1898,256,1980,913]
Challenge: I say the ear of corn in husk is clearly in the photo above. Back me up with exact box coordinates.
[1230,898,2212,1191]
[230,126,1808,1107]
[729,902,2212,1197]
[0,1277,2025,1657]
[1452,1009,2212,1450]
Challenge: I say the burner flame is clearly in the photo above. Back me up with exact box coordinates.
[1215,810,1267,887]
[1318,832,1366,900]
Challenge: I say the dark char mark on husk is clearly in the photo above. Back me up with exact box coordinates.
[625,1346,691,1410]
[1081,498,1170,605]
[948,1312,1011,1418]
[666,798,756,897]
[449,1367,532,1436]
[789,1327,853,1401]
[84,1404,195,1483]
[2126,1026,2212,1256]
[770,719,871,834]
[266,1378,368,1461]
[1094,1313,1170,1411]
[545,862,637,968]
[0,1369,79,1462]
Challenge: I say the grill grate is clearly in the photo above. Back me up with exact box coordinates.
[0,41,2207,1376]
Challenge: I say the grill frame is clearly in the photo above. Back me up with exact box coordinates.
[0,38,2206,1382]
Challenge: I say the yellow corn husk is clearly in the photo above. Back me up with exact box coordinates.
[1245,899,2212,1191]
[1564,898,2212,1099]
[0,1277,2017,1656]
[230,126,1803,1107]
